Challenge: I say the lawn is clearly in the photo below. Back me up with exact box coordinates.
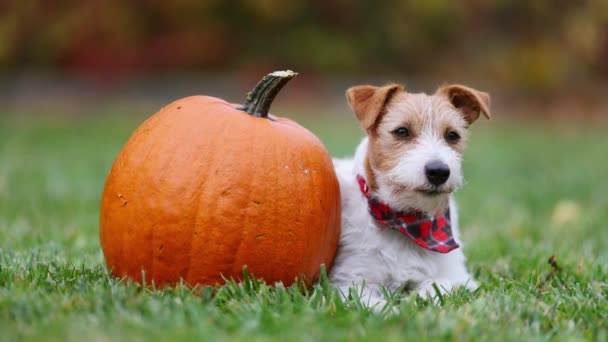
[1,113,607,341]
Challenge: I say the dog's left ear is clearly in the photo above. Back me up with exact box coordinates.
[437,85,491,125]
[346,83,404,132]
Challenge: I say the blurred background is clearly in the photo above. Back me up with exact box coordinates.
[2,0,608,120]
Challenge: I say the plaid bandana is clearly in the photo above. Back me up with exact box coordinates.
[356,174,459,253]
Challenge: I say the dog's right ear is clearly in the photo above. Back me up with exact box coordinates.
[346,84,403,132]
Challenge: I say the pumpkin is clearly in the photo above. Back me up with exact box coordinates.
[99,71,341,287]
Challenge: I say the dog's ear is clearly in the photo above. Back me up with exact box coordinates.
[437,84,491,125]
[346,84,403,132]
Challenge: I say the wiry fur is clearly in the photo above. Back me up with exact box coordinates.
[329,83,491,308]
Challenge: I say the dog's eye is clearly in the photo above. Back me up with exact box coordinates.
[445,131,461,143]
[392,127,410,139]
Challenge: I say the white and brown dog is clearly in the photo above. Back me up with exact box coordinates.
[329,82,491,307]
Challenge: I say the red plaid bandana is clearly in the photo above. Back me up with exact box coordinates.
[356,174,459,253]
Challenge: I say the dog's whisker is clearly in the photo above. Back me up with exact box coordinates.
[390,186,407,197]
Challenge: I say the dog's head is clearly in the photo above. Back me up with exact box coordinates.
[347,83,490,214]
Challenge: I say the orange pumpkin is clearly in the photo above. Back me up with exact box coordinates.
[100,71,341,287]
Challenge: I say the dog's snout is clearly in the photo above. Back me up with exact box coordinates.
[425,160,450,186]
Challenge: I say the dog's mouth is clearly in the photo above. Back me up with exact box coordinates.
[414,187,452,196]
[391,184,453,197]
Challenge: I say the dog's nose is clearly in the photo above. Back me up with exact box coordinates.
[425,161,450,186]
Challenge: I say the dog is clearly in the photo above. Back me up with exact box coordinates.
[329,82,491,307]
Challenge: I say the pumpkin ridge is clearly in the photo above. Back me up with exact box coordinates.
[268,131,285,280]
[227,127,262,277]
[302,150,320,278]
[183,172,206,284]
[183,110,232,284]
[102,109,168,280]
[187,104,249,284]
[271,129,309,282]
[304,149,329,281]
[132,108,183,282]
[150,121,195,285]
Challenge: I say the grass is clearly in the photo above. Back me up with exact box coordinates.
[1,113,608,341]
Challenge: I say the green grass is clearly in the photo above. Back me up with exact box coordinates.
[1,114,608,341]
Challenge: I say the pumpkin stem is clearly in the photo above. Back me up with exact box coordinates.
[238,70,298,119]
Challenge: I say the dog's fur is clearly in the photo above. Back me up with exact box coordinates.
[329,83,490,307]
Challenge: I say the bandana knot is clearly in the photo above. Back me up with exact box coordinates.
[356,174,459,253]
